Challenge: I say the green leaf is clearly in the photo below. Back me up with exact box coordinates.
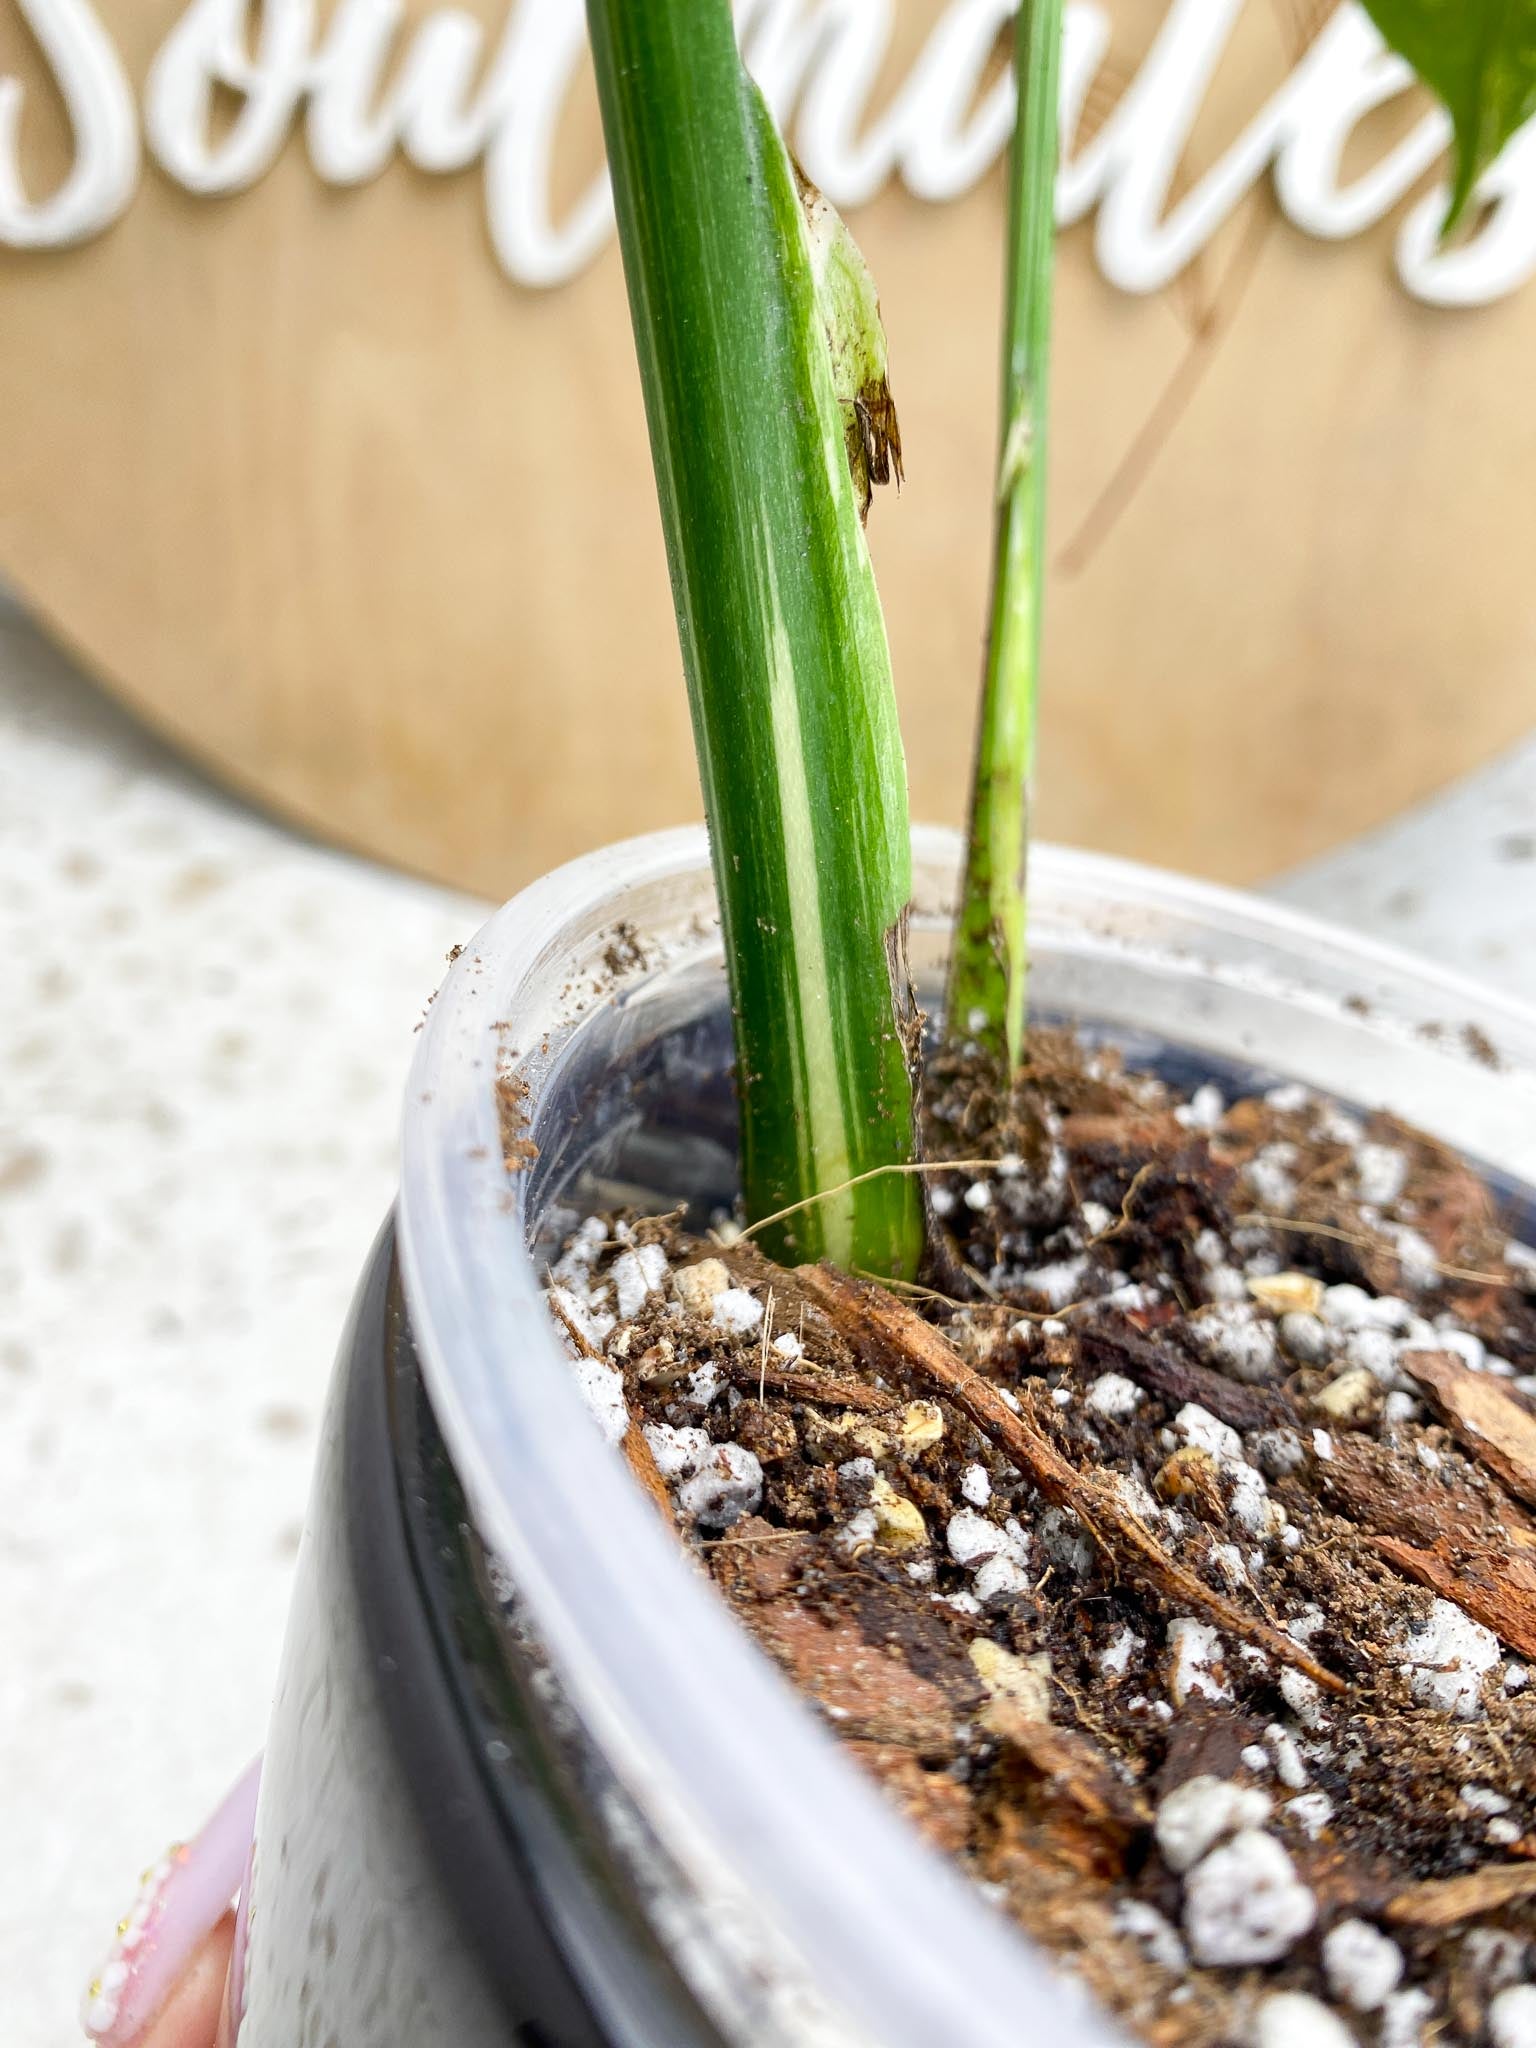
[1361,0,1536,228]
[585,0,923,1279]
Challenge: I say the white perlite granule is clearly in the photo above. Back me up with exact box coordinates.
[1377,1987,1435,2048]
[1340,1327,1398,1385]
[1225,1459,1274,1537]
[835,1507,879,1556]
[1397,1598,1501,1719]
[1174,1403,1243,1463]
[1318,1104,1364,1145]
[972,1544,1031,1605]
[548,1282,616,1354]
[1100,1626,1143,1678]
[1181,1830,1315,1966]
[999,1142,1069,1225]
[1354,1142,1408,1207]
[946,1509,1008,1567]
[1321,1918,1404,2011]
[1282,1791,1333,1840]
[1185,1304,1280,1384]
[1463,1930,1530,1994]
[1210,1541,1248,1589]
[960,1461,991,1506]
[609,1242,669,1318]
[1246,1143,1299,1211]
[1154,1775,1272,1873]
[1264,1083,1310,1113]
[1105,1279,1161,1313]
[1489,1986,1536,2048]
[641,1421,710,1481]
[1416,1326,1487,1373]
[1112,1900,1187,1973]
[1277,1310,1330,1364]
[675,1443,763,1529]
[1167,1619,1233,1708]
[1461,1784,1513,1815]
[1250,1991,1356,2048]
[1112,1469,1162,1523]
[946,1508,1030,1604]
[550,1216,606,1289]
[571,1352,629,1446]
[679,1361,723,1411]
[1019,1257,1087,1309]
[1279,1667,1329,1732]
[1036,1505,1093,1577]
[1389,1225,1440,1293]
[710,1286,764,1335]
[1210,1265,1255,1305]
[1254,1428,1306,1478]
[1176,1083,1224,1130]
[1193,1227,1229,1271]
[1086,1371,1143,1420]
[1318,1283,1382,1328]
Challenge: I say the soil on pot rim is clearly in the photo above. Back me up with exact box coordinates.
[541,1034,1536,2048]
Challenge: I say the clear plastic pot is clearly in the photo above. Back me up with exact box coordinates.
[244,826,1536,2048]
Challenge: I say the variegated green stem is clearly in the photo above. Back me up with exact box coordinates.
[947,0,1062,1076]
[585,0,922,1279]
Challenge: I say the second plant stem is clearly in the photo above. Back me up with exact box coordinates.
[947,0,1062,1078]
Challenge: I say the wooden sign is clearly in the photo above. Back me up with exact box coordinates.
[2,0,1534,896]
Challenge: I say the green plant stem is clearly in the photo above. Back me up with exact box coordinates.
[947,0,1062,1076]
[585,0,922,1279]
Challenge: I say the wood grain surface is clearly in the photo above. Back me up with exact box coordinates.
[1,0,1532,897]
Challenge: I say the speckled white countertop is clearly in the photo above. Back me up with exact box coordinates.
[0,598,478,2043]
[2,590,1533,2048]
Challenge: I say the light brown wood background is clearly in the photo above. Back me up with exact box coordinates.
[1,1,1533,897]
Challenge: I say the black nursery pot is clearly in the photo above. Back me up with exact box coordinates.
[238,828,1536,2048]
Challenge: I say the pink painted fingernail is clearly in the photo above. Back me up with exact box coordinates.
[81,1757,261,2046]
[223,1825,257,2040]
